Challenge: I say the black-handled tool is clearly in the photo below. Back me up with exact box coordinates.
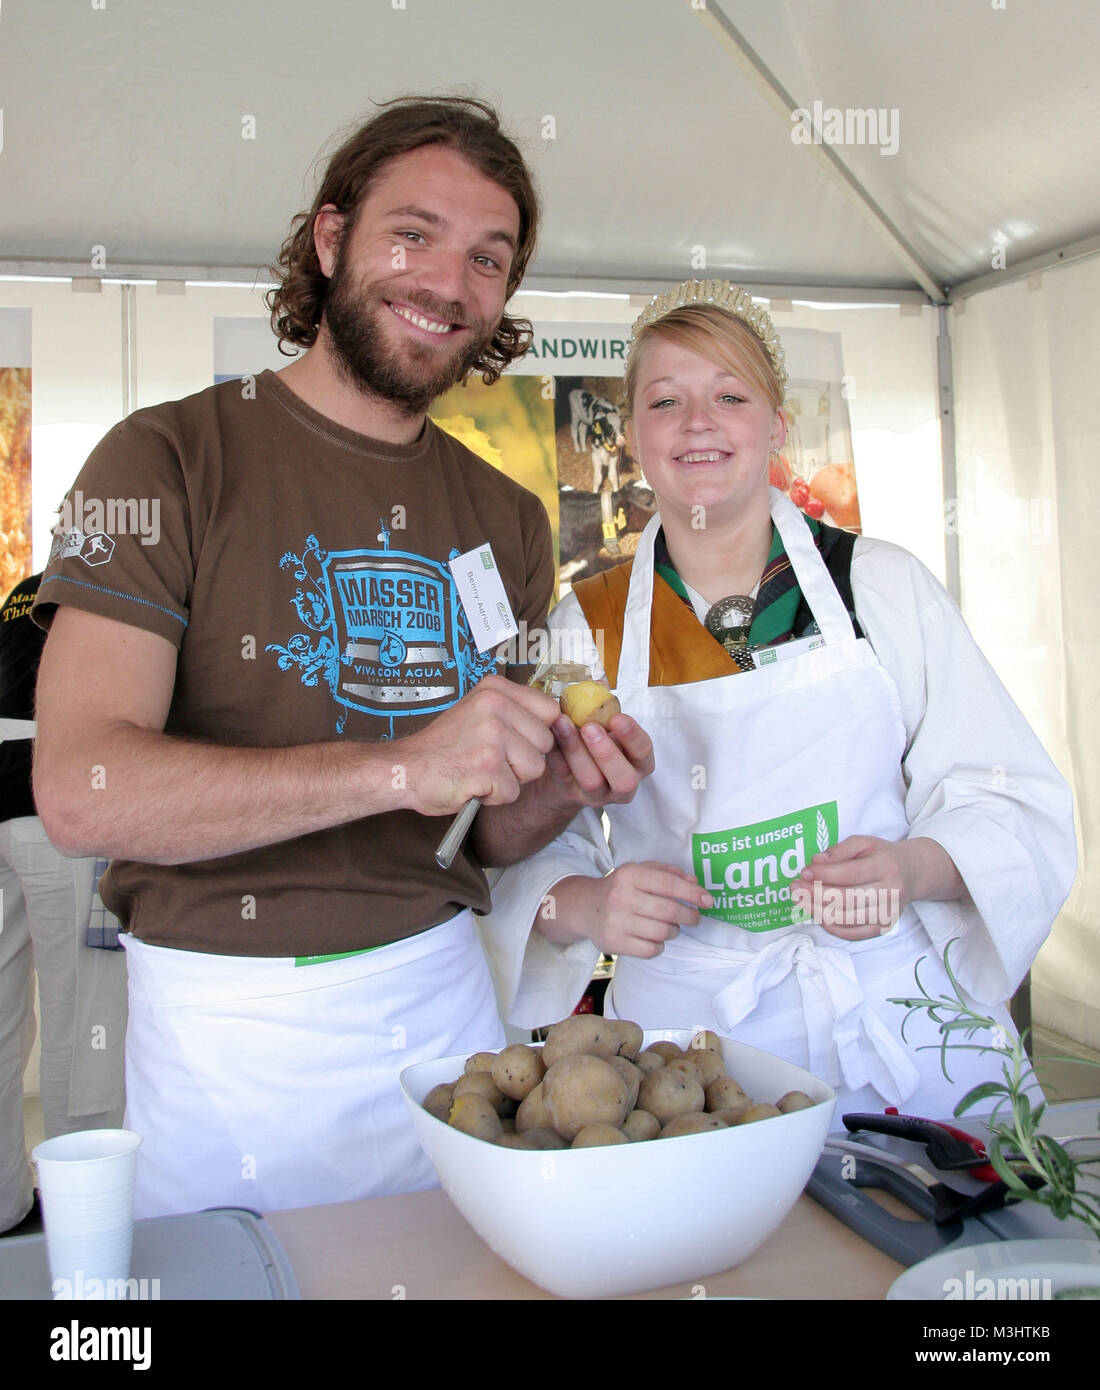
[843,1111,1000,1179]
[807,1150,986,1267]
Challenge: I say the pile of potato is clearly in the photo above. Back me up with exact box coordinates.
[422,1015,814,1149]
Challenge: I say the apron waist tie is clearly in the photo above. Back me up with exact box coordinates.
[710,932,921,1107]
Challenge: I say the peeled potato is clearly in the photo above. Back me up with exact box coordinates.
[560,681,621,728]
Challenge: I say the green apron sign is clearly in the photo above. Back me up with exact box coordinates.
[692,800,839,931]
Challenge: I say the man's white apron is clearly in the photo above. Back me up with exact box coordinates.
[604,495,1009,1122]
[123,909,503,1218]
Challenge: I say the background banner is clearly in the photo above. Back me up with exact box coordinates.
[0,309,32,597]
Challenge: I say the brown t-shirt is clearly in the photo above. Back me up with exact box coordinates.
[33,370,554,956]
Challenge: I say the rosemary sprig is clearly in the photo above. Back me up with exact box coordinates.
[888,941,1100,1242]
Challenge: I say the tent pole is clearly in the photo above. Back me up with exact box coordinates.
[120,284,138,419]
[936,305,960,607]
[948,227,1100,302]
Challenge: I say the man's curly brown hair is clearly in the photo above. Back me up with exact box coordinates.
[266,96,539,385]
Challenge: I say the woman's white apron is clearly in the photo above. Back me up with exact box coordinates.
[604,494,1008,1122]
[123,909,503,1218]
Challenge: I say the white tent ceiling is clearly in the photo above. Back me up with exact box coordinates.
[2,0,1099,298]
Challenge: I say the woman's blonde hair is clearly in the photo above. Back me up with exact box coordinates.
[624,304,785,415]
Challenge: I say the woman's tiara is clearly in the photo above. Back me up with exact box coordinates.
[628,278,788,392]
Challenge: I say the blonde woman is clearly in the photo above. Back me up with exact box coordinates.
[482,280,1075,1121]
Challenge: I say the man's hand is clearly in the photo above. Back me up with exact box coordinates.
[538,865,713,956]
[790,834,966,941]
[470,708,655,867]
[398,674,560,816]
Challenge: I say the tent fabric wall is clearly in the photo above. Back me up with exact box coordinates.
[952,259,1100,1050]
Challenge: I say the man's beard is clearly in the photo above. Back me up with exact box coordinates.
[322,258,495,416]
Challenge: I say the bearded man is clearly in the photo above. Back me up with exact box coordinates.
[32,96,651,1217]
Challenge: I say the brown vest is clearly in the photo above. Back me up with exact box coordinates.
[571,560,737,688]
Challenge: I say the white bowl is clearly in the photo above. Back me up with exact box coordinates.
[400,1029,834,1299]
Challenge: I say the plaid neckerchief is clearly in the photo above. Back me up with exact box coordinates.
[653,514,825,651]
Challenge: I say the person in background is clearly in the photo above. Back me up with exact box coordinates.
[0,572,126,1235]
[481,280,1076,1123]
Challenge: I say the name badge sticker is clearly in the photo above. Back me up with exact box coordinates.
[449,543,519,655]
[751,634,826,669]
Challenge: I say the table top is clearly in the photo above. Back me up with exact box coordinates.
[266,1187,906,1300]
[266,1101,1098,1300]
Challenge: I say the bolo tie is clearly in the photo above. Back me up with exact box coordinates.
[703,594,757,672]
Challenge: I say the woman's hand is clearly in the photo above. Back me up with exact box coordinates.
[543,711,656,809]
[790,835,966,941]
[589,862,714,957]
[537,864,713,957]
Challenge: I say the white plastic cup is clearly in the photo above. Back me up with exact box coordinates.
[32,1129,143,1299]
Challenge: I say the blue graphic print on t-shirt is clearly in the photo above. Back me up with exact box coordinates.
[267,528,497,735]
